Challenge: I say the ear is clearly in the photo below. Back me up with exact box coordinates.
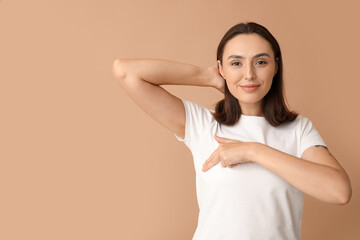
[217,60,225,79]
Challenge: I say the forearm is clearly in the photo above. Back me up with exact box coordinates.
[250,143,350,205]
[113,58,212,87]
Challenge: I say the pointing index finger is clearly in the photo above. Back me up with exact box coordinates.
[202,151,220,172]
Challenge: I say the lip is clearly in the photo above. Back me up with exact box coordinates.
[239,84,260,92]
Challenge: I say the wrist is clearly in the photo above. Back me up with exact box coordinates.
[197,66,213,87]
[248,142,264,163]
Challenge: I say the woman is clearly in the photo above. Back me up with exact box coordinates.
[112,22,351,240]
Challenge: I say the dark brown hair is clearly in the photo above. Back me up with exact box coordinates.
[212,22,298,127]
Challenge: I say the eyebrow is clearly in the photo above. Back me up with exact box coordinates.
[227,52,271,60]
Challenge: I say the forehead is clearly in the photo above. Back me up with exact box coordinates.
[223,33,274,58]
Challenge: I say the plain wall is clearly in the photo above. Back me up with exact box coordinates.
[1,0,359,239]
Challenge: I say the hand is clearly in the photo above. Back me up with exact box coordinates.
[202,136,254,172]
[206,65,225,94]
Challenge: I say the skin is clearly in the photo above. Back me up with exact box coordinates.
[202,33,352,205]
[113,34,352,205]
[217,33,278,116]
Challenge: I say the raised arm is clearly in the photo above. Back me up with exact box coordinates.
[112,58,224,139]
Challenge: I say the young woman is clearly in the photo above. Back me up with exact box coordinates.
[112,22,352,240]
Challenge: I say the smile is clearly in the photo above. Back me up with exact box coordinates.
[239,84,260,92]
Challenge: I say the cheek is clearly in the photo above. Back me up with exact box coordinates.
[224,72,243,87]
[258,71,275,86]
[222,65,240,75]
[258,67,275,78]
[224,80,237,96]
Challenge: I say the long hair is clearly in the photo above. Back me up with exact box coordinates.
[212,22,298,127]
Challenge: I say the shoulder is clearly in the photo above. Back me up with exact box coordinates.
[181,99,214,112]
[276,115,318,137]
[295,115,317,131]
[287,115,319,136]
[297,115,327,152]
[181,99,216,122]
[281,114,312,128]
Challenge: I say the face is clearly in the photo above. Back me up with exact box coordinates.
[218,33,278,116]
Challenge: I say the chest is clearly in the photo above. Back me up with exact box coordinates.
[193,122,301,195]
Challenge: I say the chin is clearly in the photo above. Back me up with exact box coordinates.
[236,96,264,105]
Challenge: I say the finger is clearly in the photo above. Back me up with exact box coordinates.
[202,152,220,172]
[202,156,213,171]
[223,160,232,168]
[214,135,228,143]
[229,163,237,168]
[204,157,220,171]
[214,135,238,144]
[221,161,226,168]
[202,148,217,170]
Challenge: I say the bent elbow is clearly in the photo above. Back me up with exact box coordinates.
[337,195,351,206]
[112,59,127,80]
[339,191,352,206]
[336,184,352,206]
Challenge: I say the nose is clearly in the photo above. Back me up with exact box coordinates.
[244,64,256,80]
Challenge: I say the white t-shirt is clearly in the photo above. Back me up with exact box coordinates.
[174,99,327,240]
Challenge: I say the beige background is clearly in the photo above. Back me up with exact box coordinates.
[1,0,359,239]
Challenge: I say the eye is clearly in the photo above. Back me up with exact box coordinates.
[256,60,267,65]
[231,62,241,66]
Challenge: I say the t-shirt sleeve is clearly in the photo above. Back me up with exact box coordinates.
[174,99,216,148]
[299,116,327,157]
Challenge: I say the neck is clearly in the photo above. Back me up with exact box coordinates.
[239,101,264,117]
